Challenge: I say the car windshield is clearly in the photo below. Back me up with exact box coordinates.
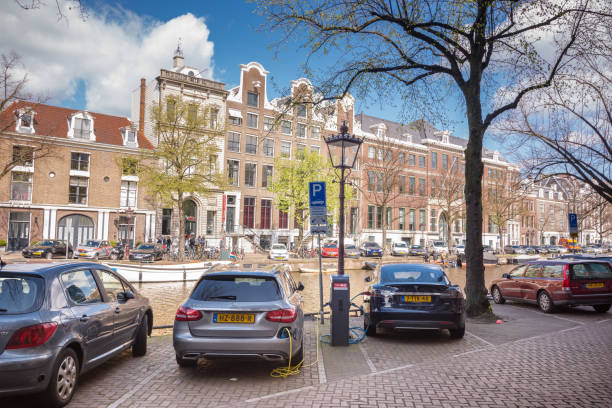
[394,243,407,248]
[0,274,44,314]
[433,242,445,247]
[38,241,55,246]
[365,242,379,248]
[411,245,423,249]
[571,263,612,280]
[191,275,281,302]
[137,245,155,250]
[345,245,356,250]
[84,241,101,247]
[381,266,449,284]
[324,243,337,248]
[271,245,286,250]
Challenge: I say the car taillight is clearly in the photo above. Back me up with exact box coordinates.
[562,264,571,291]
[175,306,202,321]
[6,322,58,349]
[265,308,297,323]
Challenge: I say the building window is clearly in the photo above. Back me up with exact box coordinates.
[409,176,415,195]
[263,138,274,157]
[246,135,258,154]
[247,92,259,108]
[398,152,405,164]
[120,181,137,207]
[297,123,307,138]
[296,144,306,155]
[419,156,426,167]
[187,104,198,123]
[227,160,240,186]
[261,199,272,229]
[452,157,458,173]
[399,175,406,194]
[367,205,375,229]
[430,209,437,231]
[229,115,242,126]
[455,219,461,233]
[442,154,448,169]
[206,211,216,235]
[11,172,32,201]
[73,117,91,139]
[245,163,257,187]
[296,104,307,118]
[166,100,176,121]
[162,209,172,235]
[264,116,275,131]
[281,141,291,157]
[409,154,415,166]
[431,152,437,169]
[409,209,415,231]
[419,209,426,230]
[281,120,292,135]
[279,210,288,229]
[209,107,219,128]
[12,145,33,167]
[367,171,375,191]
[70,153,90,171]
[368,146,375,159]
[69,176,88,204]
[243,197,256,228]
[398,208,406,230]
[384,150,393,162]
[311,126,321,139]
[310,146,320,154]
[121,158,138,176]
[419,178,425,195]
[17,112,34,133]
[431,179,436,196]
[377,149,383,161]
[262,165,273,188]
[228,132,241,152]
[376,172,383,192]
[246,113,258,129]
[376,206,383,229]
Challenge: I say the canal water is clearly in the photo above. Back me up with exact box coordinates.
[135,264,517,327]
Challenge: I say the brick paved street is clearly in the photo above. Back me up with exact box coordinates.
[2,303,611,408]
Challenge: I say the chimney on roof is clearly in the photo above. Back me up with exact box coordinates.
[139,78,146,137]
[173,38,184,69]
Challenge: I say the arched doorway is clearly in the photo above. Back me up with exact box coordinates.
[183,199,197,236]
[438,213,448,243]
[57,214,95,249]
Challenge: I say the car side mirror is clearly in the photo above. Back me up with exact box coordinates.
[118,290,135,301]
[365,276,371,282]
[297,282,304,291]
[502,273,511,279]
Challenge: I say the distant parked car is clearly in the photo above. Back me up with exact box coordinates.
[504,245,526,254]
[455,245,465,255]
[430,241,448,254]
[490,260,612,313]
[22,240,73,259]
[269,244,289,261]
[360,242,383,257]
[391,242,409,256]
[363,263,465,338]
[0,262,152,406]
[344,245,361,259]
[173,264,304,367]
[74,240,113,260]
[533,246,549,254]
[321,243,339,258]
[129,244,164,262]
[409,245,426,256]
[482,245,492,252]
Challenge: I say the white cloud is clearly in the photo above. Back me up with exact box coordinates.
[0,2,215,117]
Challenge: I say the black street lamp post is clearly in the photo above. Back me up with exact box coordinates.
[324,121,363,346]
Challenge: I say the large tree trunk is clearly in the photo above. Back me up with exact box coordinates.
[177,194,185,261]
[464,93,490,317]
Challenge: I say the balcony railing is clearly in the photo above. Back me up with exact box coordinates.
[159,69,226,92]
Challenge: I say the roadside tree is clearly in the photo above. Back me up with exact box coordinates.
[430,157,465,253]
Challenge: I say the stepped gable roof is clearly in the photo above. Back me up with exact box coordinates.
[1,101,154,149]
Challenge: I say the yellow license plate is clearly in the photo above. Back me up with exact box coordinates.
[33,252,42,255]
[586,283,604,289]
[214,313,255,324]
[404,295,431,303]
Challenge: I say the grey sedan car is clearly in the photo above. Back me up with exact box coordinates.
[0,262,152,407]
[173,264,304,367]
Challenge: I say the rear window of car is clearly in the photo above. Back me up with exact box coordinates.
[365,242,378,247]
[0,274,44,314]
[191,276,282,302]
[571,263,612,280]
[381,268,449,284]
[541,265,563,278]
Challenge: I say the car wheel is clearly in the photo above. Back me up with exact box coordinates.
[449,326,465,339]
[44,348,79,408]
[176,354,197,368]
[491,286,506,304]
[537,291,555,313]
[132,314,148,357]
[110,253,118,260]
[46,252,53,260]
[593,304,611,313]
[364,316,377,337]
[93,253,99,261]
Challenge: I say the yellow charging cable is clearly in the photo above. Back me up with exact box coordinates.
[270,316,320,378]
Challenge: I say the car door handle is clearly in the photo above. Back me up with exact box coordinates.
[115,307,121,314]
[80,315,89,322]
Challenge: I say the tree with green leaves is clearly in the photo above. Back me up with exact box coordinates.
[137,95,225,260]
[256,0,610,316]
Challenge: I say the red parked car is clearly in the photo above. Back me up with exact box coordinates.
[321,243,339,258]
[490,260,612,313]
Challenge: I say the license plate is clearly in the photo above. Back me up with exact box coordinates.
[33,252,42,255]
[585,283,604,289]
[275,256,284,260]
[214,313,255,324]
[404,295,431,303]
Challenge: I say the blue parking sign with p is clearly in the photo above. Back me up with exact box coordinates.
[309,182,326,207]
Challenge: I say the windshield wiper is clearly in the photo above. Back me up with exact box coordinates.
[208,295,237,300]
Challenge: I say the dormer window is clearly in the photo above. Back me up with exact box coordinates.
[74,118,91,139]
[15,109,35,134]
[68,112,95,141]
[121,127,138,147]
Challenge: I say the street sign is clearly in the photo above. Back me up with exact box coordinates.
[309,181,327,234]
[568,213,578,234]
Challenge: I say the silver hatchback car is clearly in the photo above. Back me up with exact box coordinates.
[0,262,152,407]
[173,264,304,367]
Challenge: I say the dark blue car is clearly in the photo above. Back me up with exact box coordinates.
[363,264,465,338]
[360,242,383,257]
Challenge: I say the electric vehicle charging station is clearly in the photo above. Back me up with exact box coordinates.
[330,274,350,346]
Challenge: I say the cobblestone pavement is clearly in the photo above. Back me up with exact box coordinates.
[2,305,611,407]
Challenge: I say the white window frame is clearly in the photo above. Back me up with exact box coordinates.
[263,116,275,131]
[15,110,35,134]
[244,162,257,188]
[281,140,292,158]
[281,120,292,135]
[68,112,96,141]
[227,159,240,186]
[10,171,33,202]
[311,125,321,139]
[227,131,241,152]
[246,112,259,129]
[120,180,138,208]
[245,134,258,155]
[297,123,307,138]
[263,138,274,157]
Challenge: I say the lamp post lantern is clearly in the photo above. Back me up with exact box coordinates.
[324,121,363,346]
